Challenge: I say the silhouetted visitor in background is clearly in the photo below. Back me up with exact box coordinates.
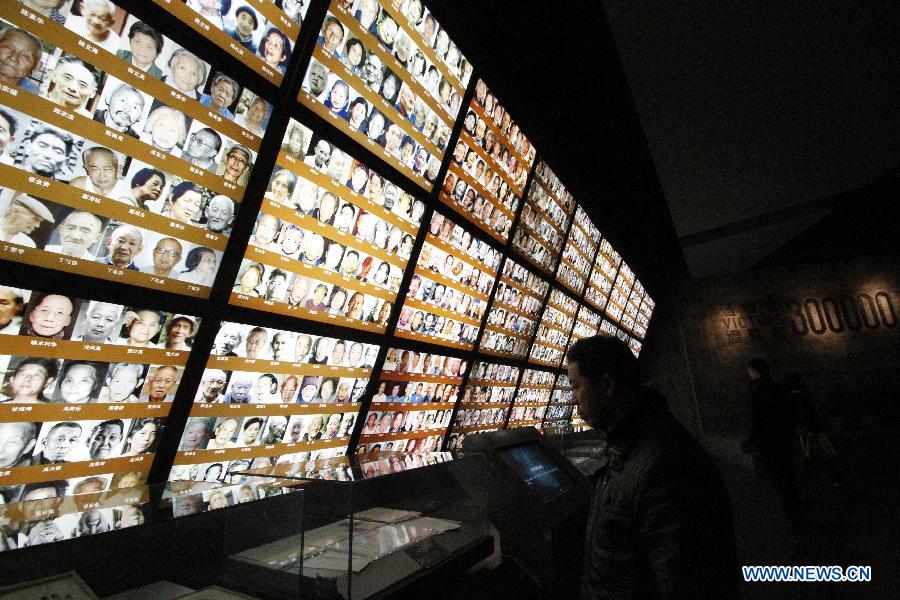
[786,372,843,503]
[743,358,803,526]
[569,336,738,599]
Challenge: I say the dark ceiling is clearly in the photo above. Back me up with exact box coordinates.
[429,1,900,281]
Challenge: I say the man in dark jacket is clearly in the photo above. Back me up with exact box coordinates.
[744,358,802,525]
[568,336,738,599]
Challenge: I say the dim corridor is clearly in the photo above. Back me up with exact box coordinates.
[721,432,900,599]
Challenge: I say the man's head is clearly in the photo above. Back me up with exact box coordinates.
[228,374,253,403]
[48,55,99,110]
[183,191,216,229]
[181,419,209,450]
[5,357,57,402]
[747,358,770,381]
[308,60,327,96]
[104,84,145,130]
[234,6,259,38]
[3,193,54,237]
[40,421,83,462]
[0,27,41,86]
[151,237,182,275]
[0,286,24,331]
[79,300,122,342]
[81,147,119,192]
[567,336,639,432]
[199,369,227,401]
[27,293,73,337]
[105,225,143,267]
[54,211,103,257]
[313,139,331,168]
[21,124,74,177]
[145,365,178,401]
[185,127,222,162]
[215,324,243,354]
[0,421,38,467]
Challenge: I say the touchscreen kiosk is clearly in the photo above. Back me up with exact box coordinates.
[459,427,589,597]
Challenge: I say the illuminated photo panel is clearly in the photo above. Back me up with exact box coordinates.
[230,119,424,332]
[543,373,573,429]
[356,347,465,454]
[446,360,519,450]
[479,256,548,359]
[607,261,634,327]
[568,304,602,353]
[557,206,599,295]
[529,288,577,367]
[0,5,270,297]
[511,159,575,274]
[299,0,471,190]
[168,320,379,484]
[395,211,499,351]
[155,0,306,84]
[440,79,535,243]
[0,282,200,502]
[0,482,151,551]
[585,238,621,312]
[507,368,553,429]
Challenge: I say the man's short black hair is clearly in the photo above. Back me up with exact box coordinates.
[567,335,638,386]
[747,357,770,377]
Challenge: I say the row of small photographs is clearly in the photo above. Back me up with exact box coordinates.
[209,321,379,366]
[169,482,295,517]
[507,405,546,424]
[520,194,565,252]
[480,330,529,357]
[7,5,273,138]
[360,0,474,88]
[301,58,445,183]
[485,305,536,337]
[1,498,146,551]
[442,155,517,239]
[183,0,300,75]
[0,184,225,288]
[461,385,514,405]
[358,450,453,479]
[318,8,459,126]
[360,408,452,435]
[469,362,519,384]
[0,284,199,349]
[380,348,466,377]
[0,416,163,469]
[460,106,532,190]
[1,357,184,405]
[193,367,369,405]
[371,380,459,404]
[178,412,358,451]
[512,226,554,272]
[1,40,258,188]
[169,446,349,486]
[471,80,534,168]
[532,161,575,214]
[529,344,564,365]
[276,120,425,228]
[356,434,443,454]
[454,407,507,429]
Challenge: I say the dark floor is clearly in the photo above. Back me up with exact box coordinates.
[727,432,900,599]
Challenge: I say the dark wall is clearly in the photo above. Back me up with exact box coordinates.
[647,255,899,440]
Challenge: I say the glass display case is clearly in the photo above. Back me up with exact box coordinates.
[220,452,491,599]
